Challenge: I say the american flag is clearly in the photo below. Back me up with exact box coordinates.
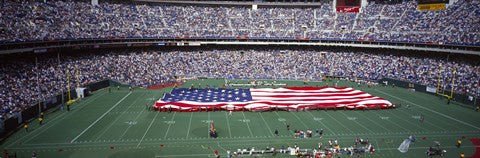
[154,87,393,111]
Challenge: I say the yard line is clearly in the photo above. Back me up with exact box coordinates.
[395,108,448,131]
[95,92,146,141]
[186,112,194,139]
[163,112,177,139]
[321,111,356,134]
[208,112,211,137]
[352,111,393,132]
[7,91,107,148]
[259,113,275,137]
[118,91,158,139]
[19,132,480,147]
[383,109,430,131]
[224,112,232,138]
[367,111,411,132]
[337,111,375,133]
[70,92,132,143]
[137,112,160,148]
[305,111,336,136]
[376,89,480,130]
[290,112,309,129]
[273,111,294,134]
[70,91,132,143]
[155,154,211,157]
[241,112,254,137]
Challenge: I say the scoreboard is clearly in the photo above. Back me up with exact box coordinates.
[417,0,448,11]
[336,0,361,6]
[418,0,449,4]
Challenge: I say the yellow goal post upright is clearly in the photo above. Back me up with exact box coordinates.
[436,65,456,101]
[66,67,81,107]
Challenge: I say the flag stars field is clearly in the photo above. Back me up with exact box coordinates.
[1,79,480,158]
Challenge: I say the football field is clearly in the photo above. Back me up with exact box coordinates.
[1,79,480,158]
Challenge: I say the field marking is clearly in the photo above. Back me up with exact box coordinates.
[305,111,336,136]
[137,112,160,148]
[155,154,211,157]
[376,89,480,130]
[352,111,393,132]
[395,107,448,131]
[118,97,153,139]
[366,111,411,132]
[383,109,430,131]
[163,112,177,139]
[95,92,147,141]
[15,93,107,148]
[321,111,355,134]
[290,112,309,129]
[186,112,194,139]
[337,111,375,133]
[71,92,132,143]
[208,112,211,137]
[241,112,254,137]
[273,111,294,134]
[224,112,232,138]
[18,132,479,148]
[259,113,275,137]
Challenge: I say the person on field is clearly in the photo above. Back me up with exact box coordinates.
[274,129,279,136]
[38,117,43,125]
[457,139,462,148]
[24,123,28,132]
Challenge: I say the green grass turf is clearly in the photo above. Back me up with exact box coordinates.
[1,79,480,158]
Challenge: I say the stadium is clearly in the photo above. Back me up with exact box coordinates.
[0,0,479,157]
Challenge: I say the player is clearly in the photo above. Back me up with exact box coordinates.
[40,112,44,119]
[274,129,279,136]
[24,123,28,132]
[229,110,232,116]
[460,152,465,158]
[213,150,219,158]
[457,139,462,148]
[286,124,290,131]
[38,117,43,125]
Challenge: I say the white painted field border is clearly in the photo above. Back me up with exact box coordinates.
[70,92,132,143]
[376,89,480,130]
[137,112,160,148]
[18,132,479,148]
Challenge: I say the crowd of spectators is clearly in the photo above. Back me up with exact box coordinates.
[0,48,479,118]
[0,0,479,45]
